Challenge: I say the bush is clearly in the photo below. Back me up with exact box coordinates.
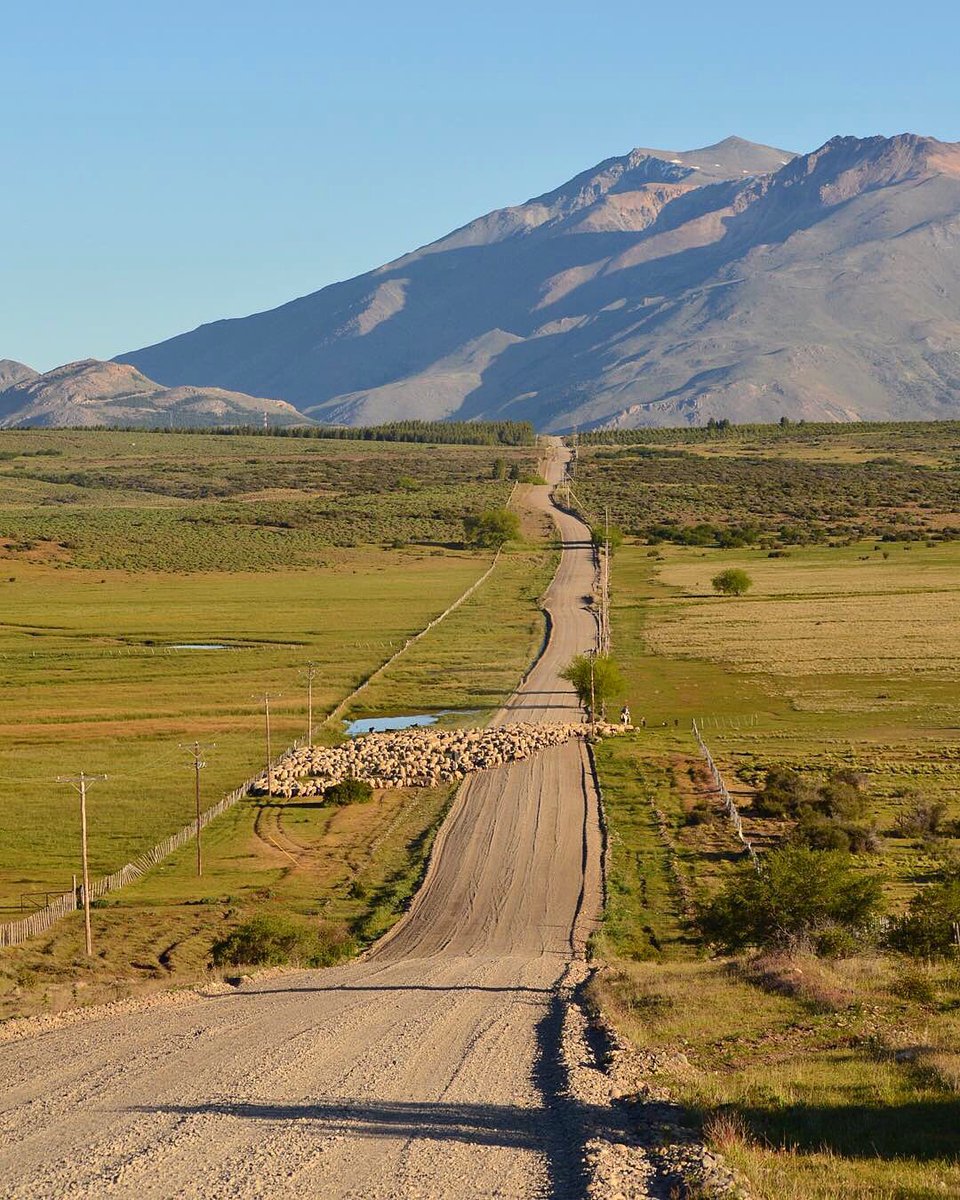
[753,766,807,817]
[324,777,373,805]
[698,845,885,954]
[211,914,355,968]
[753,765,869,828]
[793,815,880,855]
[712,568,752,596]
[794,814,852,852]
[463,507,521,548]
[895,799,948,838]
[887,876,960,958]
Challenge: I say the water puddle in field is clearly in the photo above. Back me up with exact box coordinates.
[345,710,480,737]
[169,643,228,650]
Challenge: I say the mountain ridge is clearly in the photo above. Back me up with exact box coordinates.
[0,359,307,429]
[99,131,960,428]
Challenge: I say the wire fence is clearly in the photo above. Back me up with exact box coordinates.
[325,547,504,727]
[692,719,759,869]
[0,741,301,949]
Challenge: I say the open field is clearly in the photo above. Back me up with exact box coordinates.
[0,432,555,1018]
[586,523,960,1194]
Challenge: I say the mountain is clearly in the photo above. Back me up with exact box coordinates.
[117,133,960,430]
[0,359,308,429]
[0,360,38,391]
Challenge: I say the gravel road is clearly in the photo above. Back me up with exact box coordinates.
[0,443,614,1199]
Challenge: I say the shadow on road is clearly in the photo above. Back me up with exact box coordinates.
[130,1094,615,1162]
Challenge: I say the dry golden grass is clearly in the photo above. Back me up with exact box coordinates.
[648,548,960,677]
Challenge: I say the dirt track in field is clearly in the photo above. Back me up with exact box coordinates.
[0,442,614,1199]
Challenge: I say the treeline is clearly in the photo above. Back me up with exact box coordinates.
[4,421,537,446]
[134,420,536,446]
[289,420,536,446]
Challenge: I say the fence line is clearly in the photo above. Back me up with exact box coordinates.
[0,741,301,949]
[325,548,504,727]
[692,720,759,869]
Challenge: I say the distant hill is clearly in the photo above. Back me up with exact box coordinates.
[0,360,38,391]
[0,359,308,429]
[115,132,960,430]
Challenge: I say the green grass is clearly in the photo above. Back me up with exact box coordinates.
[591,530,960,1198]
[590,956,960,1200]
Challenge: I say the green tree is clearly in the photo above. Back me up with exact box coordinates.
[463,508,521,548]
[560,652,625,718]
[590,523,624,552]
[698,845,885,954]
[712,568,752,596]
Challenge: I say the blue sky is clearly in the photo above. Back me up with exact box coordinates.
[3,0,958,370]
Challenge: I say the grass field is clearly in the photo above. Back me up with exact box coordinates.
[0,432,555,1019]
[0,428,536,569]
[585,524,960,1195]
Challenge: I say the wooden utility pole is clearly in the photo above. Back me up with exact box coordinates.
[57,772,107,956]
[180,741,213,876]
[259,693,280,796]
[300,662,318,746]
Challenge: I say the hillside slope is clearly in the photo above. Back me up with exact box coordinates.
[0,359,307,429]
[117,134,960,430]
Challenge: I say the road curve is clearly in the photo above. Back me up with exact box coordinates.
[0,442,604,1200]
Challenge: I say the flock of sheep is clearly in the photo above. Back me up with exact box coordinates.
[248,720,629,798]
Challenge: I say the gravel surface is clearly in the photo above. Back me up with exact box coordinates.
[0,444,740,1199]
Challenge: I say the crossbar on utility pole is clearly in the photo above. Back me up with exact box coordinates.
[180,741,214,877]
[57,772,107,957]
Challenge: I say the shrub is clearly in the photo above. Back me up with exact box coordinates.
[211,914,355,968]
[895,799,948,838]
[686,799,714,826]
[463,507,521,548]
[711,568,752,596]
[753,765,805,816]
[793,814,852,852]
[792,815,879,855]
[887,876,960,958]
[698,846,885,954]
[324,777,373,805]
[892,963,939,1006]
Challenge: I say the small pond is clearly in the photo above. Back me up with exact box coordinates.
[169,643,228,650]
[345,710,479,737]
